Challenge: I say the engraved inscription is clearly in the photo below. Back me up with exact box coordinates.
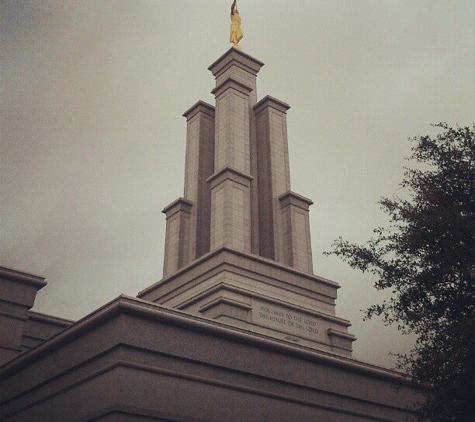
[252,300,322,341]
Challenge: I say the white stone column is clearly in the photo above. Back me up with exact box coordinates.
[208,168,252,252]
[212,79,252,174]
[162,198,192,276]
[254,96,291,262]
[209,49,264,254]
[183,101,215,260]
[208,78,253,253]
[279,192,314,274]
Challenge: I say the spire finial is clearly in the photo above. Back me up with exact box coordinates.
[230,1,243,51]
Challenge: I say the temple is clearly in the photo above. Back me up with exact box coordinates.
[138,49,356,357]
[0,48,421,421]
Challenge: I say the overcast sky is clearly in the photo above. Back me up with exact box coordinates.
[1,0,474,368]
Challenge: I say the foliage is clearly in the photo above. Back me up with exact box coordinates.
[327,124,475,421]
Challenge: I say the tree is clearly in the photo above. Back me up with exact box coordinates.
[327,124,475,421]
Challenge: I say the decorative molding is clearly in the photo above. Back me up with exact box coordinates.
[208,48,264,79]
[211,77,253,98]
[182,100,215,121]
[279,191,314,210]
[199,296,252,314]
[327,328,357,342]
[207,167,253,189]
[162,197,193,217]
[254,95,291,115]
[138,247,340,299]
[0,267,46,289]
[27,311,74,327]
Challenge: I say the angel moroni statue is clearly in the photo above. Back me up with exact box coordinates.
[230,0,243,50]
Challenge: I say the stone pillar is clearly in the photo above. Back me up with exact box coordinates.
[208,49,264,253]
[208,79,253,252]
[279,192,314,274]
[208,168,253,251]
[211,78,252,175]
[0,266,46,365]
[254,96,292,262]
[162,198,193,276]
[207,49,263,253]
[183,101,215,260]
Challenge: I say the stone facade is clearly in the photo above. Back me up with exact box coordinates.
[0,296,422,422]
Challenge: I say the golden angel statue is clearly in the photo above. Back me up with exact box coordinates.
[230,0,243,50]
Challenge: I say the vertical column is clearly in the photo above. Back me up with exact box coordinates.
[208,79,253,252]
[208,168,253,252]
[212,79,252,174]
[208,49,264,254]
[279,192,314,274]
[0,267,46,365]
[254,96,291,262]
[162,198,193,276]
[183,101,215,259]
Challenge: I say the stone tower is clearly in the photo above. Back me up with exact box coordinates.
[138,49,355,356]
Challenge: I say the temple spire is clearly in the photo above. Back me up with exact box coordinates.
[141,49,356,357]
